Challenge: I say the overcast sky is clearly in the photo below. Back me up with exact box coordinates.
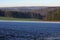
[0,0,60,7]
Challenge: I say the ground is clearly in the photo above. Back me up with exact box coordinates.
[0,17,41,21]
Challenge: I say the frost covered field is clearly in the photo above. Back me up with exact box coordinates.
[0,21,60,40]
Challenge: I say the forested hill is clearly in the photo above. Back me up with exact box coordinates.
[0,6,47,12]
[0,7,60,21]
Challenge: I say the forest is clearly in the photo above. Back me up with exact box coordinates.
[0,7,60,21]
[0,10,44,19]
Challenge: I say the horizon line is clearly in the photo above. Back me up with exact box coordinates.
[0,6,60,8]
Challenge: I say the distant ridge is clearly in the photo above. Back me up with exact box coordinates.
[0,6,60,15]
[0,6,47,11]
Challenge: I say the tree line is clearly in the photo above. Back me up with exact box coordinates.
[0,10,44,19]
[45,8,60,21]
[0,7,60,21]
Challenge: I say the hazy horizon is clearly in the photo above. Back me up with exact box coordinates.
[0,0,60,7]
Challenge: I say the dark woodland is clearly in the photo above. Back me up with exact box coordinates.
[0,7,60,21]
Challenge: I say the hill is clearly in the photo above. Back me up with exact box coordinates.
[0,6,60,21]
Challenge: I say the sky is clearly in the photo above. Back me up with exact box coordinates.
[0,0,60,7]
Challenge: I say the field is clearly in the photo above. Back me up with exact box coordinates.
[0,17,41,21]
[0,22,60,40]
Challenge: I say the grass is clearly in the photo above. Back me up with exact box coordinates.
[0,17,41,21]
